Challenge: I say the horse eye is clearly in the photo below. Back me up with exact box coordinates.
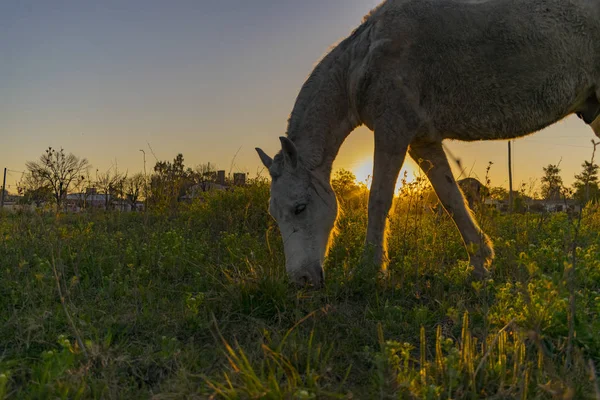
[294,204,307,215]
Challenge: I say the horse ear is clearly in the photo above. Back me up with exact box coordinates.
[279,136,298,169]
[255,148,273,169]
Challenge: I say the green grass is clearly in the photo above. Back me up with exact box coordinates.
[1,182,599,399]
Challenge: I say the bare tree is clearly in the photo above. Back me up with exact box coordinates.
[192,162,217,192]
[25,147,90,211]
[17,172,53,208]
[124,173,146,211]
[573,141,600,205]
[95,168,126,210]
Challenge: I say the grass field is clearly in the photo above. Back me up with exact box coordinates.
[1,180,600,399]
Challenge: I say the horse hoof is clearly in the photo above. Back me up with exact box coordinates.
[471,265,490,280]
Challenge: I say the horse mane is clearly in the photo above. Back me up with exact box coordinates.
[285,18,375,168]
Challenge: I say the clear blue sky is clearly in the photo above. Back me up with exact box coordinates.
[1,0,597,194]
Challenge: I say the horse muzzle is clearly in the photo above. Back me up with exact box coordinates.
[288,261,324,288]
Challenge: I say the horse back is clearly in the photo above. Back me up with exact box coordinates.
[361,0,600,140]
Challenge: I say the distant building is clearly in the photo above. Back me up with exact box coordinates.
[528,199,581,213]
[181,171,247,203]
[217,170,226,186]
[420,177,583,214]
[181,182,229,202]
[65,191,143,212]
[484,197,581,214]
[66,192,112,210]
[0,192,31,212]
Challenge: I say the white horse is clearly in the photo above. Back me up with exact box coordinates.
[256,0,600,286]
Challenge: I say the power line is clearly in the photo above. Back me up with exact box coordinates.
[508,141,513,213]
[517,139,594,149]
[511,140,516,191]
[542,135,596,139]
[0,168,6,207]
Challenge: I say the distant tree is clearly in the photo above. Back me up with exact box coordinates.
[488,186,509,201]
[25,147,90,211]
[17,172,53,207]
[573,160,600,205]
[96,168,126,210]
[191,162,217,192]
[124,173,146,211]
[332,169,359,199]
[78,170,96,209]
[540,163,564,200]
[331,169,369,209]
[150,153,191,209]
[397,174,433,211]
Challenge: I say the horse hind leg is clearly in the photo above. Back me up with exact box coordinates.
[576,88,600,137]
[409,140,494,279]
[576,92,600,124]
[589,89,600,137]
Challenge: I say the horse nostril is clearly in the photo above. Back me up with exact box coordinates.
[290,264,325,288]
[298,274,309,286]
[294,273,318,288]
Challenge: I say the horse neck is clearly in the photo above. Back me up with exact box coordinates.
[287,52,359,179]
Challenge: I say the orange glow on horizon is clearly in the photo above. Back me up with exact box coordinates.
[351,157,419,193]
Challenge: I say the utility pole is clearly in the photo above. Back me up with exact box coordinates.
[139,149,147,177]
[0,168,6,209]
[139,149,147,212]
[508,141,513,213]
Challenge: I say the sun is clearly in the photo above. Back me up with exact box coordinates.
[352,157,419,193]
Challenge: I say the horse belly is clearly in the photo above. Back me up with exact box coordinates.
[438,113,564,142]
[418,60,591,141]
[430,91,576,142]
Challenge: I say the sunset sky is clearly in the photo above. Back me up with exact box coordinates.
[2,0,598,195]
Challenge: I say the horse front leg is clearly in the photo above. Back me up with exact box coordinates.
[365,130,410,273]
[409,140,494,278]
